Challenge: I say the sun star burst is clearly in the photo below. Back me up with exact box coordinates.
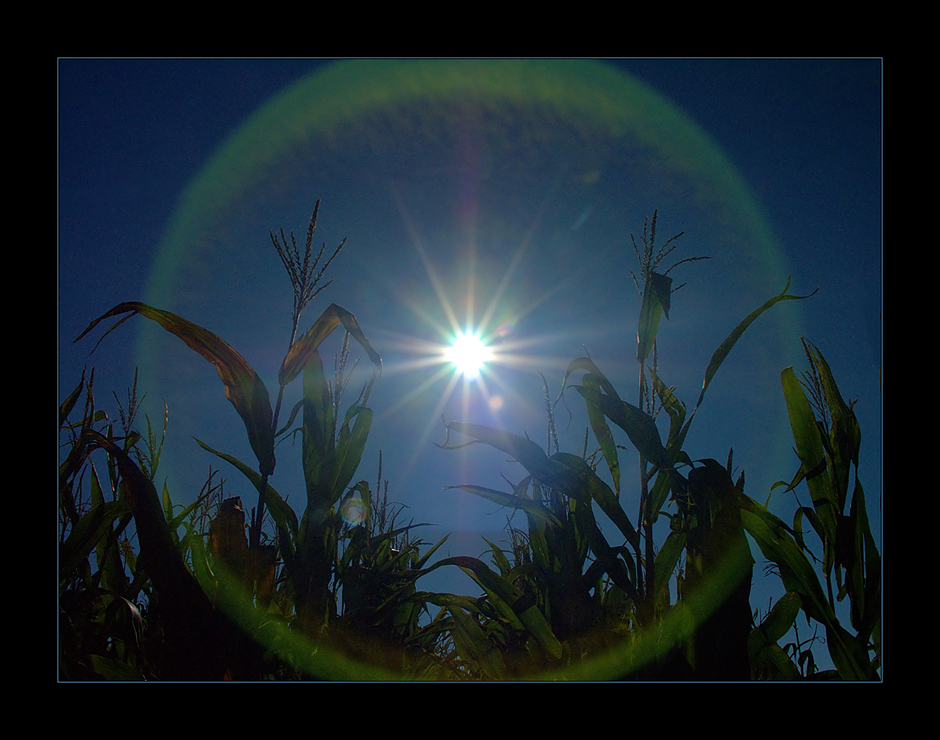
[445,331,493,379]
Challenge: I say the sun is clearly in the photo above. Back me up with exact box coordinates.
[445,330,493,379]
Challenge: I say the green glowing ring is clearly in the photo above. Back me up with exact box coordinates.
[144,59,794,680]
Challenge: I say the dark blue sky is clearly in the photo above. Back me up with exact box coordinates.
[58,58,881,607]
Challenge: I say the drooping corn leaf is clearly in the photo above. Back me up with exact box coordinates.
[279,303,381,387]
[445,483,563,528]
[738,492,829,625]
[81,429,212,616]
[447,603,508,678]
[75,301,277,476]
[443,421,639,550]
[550,451,639,548]
[441,421,553,482]
[559,356,622,402]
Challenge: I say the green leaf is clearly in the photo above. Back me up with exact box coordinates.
[559,356,621,397]
[648,369,687,455]
[81,429,209,611]
[332,403,374,496]
[582,389,669,471]
[637,271,673,363]
[738,493,829,626]
[75,302,276,476]
[59,370,86,428]
[781,366,837,543]
[653,530,685,606]
[757,591,802,644]
[848,478,881,641]
[448,604,508,678]
[439,556,563,659]
[694,279,813,414]
[582,374,620,495]
[805,340,861,508]
[551,452,639,548]
[60,499,130,579]
[667,280,818,457]
[739,492,874,679]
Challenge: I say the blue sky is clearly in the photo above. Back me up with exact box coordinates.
[58,58,881,628]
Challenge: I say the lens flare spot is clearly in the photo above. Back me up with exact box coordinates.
[340,495,367,526]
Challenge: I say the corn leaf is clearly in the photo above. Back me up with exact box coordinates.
[637,270,673,363]
[81,430,211,612]
[75,302,276,476]
[442,421,554,482]
[194,439,299,555]
[59,499,129,579]
[279,303,381,386]
[331,401,375,498]
[559,356,622,402]
[805,340,861,509]
[59,370,86,428]
[438,556,563,659]
[669,280,816,455]
[648,368,688,461]
[445,483,562,528]
[694,279,813,414]
[581,374,621,496]
[653,530,685,606]
[448,604,508,678]
[551,452,639,548]
[738,492,873,679]
[301,351,336,507]
[780,366,837,544]
[584,389,670,471]
[761,592,803,644]
[748,592,803,680]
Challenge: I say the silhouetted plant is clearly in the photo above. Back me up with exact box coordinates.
[61,204,880,681]
[435,211,872,680]
[741,338,880,679]
[68,202,447,679]
[59,369,234,679]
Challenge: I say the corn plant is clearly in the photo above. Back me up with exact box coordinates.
[70,202,433,678]
[740,338,880,679]
[439,211,816,679]
[59,368,236,679]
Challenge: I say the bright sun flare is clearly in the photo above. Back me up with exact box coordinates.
[445,331,492,379]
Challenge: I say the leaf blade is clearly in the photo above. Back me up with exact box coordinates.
[75,302,276,476]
